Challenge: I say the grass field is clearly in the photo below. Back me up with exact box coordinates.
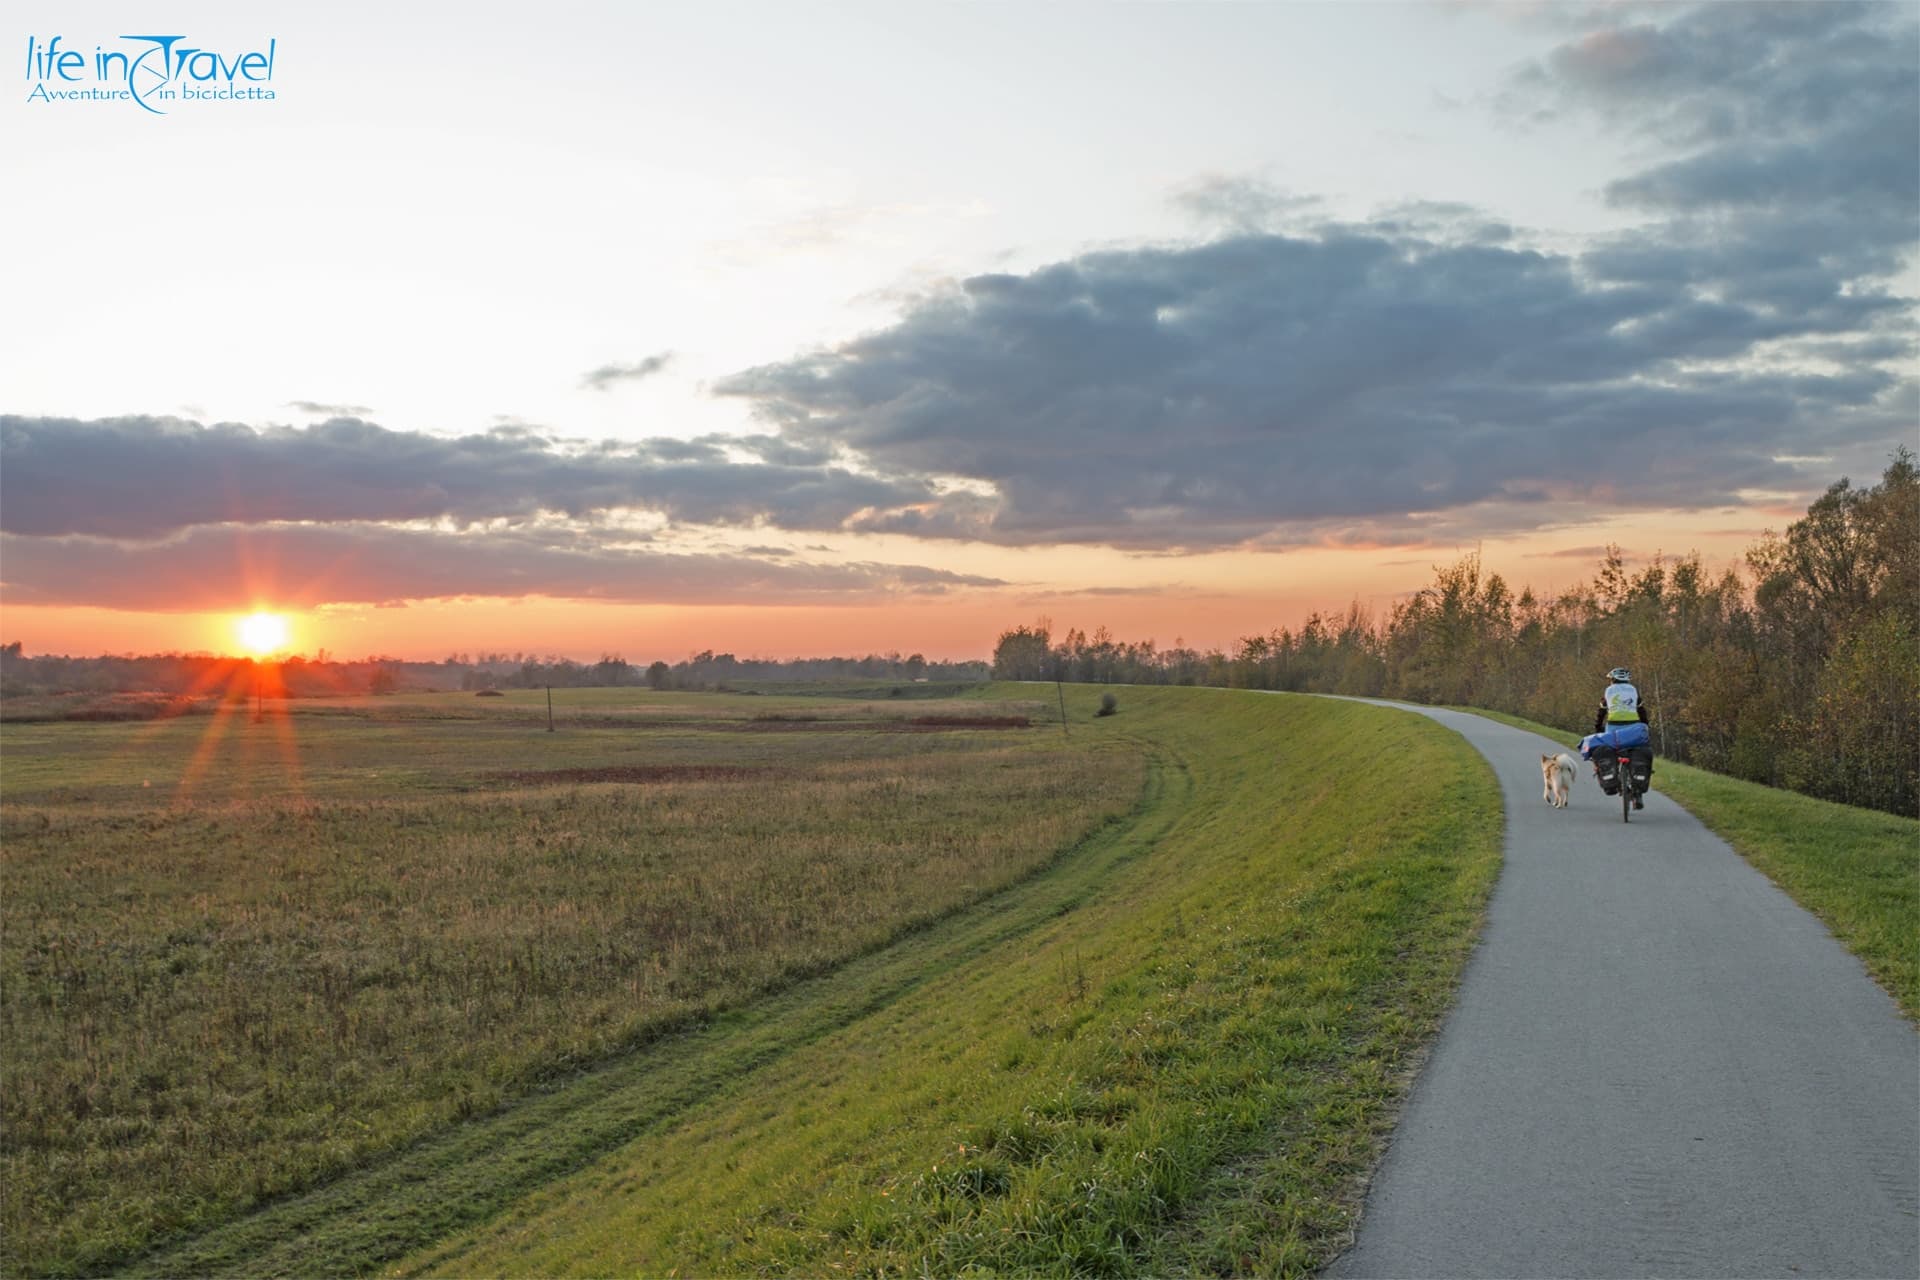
[1461,707,1920,1020]
[49,685,1500,1278]
[1,688,1140,1276]
[2,684,1505,1277]
[386,687,1501,1279]
[20,685,1890,1276]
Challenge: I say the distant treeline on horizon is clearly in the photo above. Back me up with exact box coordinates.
[0,645,989,699]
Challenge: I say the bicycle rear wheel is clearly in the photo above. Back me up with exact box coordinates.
[1620,757,1632,823]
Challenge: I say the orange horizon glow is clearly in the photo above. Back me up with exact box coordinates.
[0,509,1769,664]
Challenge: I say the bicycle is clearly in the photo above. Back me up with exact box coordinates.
[1615,748,1636,822]
[1595,743,1651,822]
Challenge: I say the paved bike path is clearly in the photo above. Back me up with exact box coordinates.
[1323,704,1918,1280]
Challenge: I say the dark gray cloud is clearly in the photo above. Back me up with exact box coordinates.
[1531,3,1917,313]
[0,523,1003,612]
[1536,5,1914,152]
[581,351,674,391]
[716,228,1908,549]
[0,415,935,539]
[727,433,836,467]
[711,4,1915,551]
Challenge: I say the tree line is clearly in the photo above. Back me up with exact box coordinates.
[484,650,989,692]
[0,645,988,699]
[994,452,1918,817]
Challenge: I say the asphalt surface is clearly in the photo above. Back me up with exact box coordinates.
[1323,703,1919,1280]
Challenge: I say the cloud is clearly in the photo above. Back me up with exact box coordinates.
[1171,175,1324,234]
[726,433,836,467]
[711,6,1914,552]
[1535,5,1918,287]
[0,523,1005,613]
[580,351,674,391]
[716,226,1908,549]
[1021,585,1196,598]
[287,400,375,417]
[0,415,937,539]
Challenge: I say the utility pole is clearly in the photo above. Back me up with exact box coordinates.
[547,685,554,732]
[1056,680,1069,737]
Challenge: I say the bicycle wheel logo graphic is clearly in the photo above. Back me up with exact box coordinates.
[124,36,184,115]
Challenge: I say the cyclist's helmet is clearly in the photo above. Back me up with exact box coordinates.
[1607,667,1632,682]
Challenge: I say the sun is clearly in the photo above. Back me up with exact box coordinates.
[237,611,290,656]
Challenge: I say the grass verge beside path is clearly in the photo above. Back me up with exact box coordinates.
[400,687,1501,1278]
[1463,707,1919,1020]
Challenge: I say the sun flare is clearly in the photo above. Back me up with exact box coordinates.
[237,612,290,656]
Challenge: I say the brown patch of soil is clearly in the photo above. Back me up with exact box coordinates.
[15,693,208,723]
[722,717,1029,733]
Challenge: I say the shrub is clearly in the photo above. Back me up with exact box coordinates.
[1097,692,1118,717]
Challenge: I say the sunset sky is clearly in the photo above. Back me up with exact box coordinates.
[4,2,1914,662]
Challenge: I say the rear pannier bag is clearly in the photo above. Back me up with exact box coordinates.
[1627,747,1653,793]
[1595,748,1653,797]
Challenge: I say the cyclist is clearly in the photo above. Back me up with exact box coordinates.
[1593,667,1648,736]
[1579,667,1652,808]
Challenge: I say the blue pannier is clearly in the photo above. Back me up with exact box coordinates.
[1599,721,1650,750]
[1580,721,1649,758]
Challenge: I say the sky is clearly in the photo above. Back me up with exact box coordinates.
[3,1,1915,662]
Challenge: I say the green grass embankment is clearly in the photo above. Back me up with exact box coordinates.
[379,686,1500,1278]
[1464,707,1918,1020]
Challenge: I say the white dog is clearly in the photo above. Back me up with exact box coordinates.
[1540,752,1576,808]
